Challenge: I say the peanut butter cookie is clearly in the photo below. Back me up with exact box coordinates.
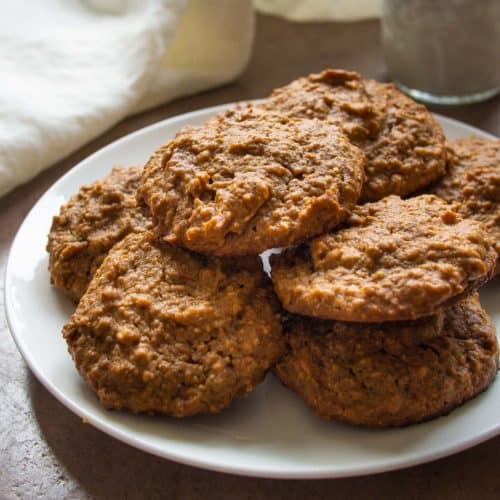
[361,80,446,202]
[47,166,152,302]
[264,69,386,143]
[138,104,365,256]
[63,232,284,416]
[276,293,498,427]
[430,136,500,275]
[271,195,497,322]
[265,69,446,201]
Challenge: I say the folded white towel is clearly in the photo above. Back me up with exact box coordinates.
[0,0,254,197]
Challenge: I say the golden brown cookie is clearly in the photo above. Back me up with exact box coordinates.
[47,166,152,302]
[430,136,500,275]
[361,80,447,202]
[264,69,447,201]
[271,195,497,322]
[275,293,499,427]
[264,69,386,143]
[63,232,284,416]
[138,104,365,256]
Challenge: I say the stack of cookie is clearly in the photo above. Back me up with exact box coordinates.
[271,195,498,426]
[47,68,499,426]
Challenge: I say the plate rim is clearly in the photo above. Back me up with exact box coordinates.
[4,105,499,479]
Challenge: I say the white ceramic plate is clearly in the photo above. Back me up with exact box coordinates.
[5,104,499,479]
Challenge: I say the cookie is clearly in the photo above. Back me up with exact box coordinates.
[264,69,447,201]
[271,195,497,322]
[138,104,365,256]
[275,293,499,427]
[47,166,152,302]
[430,136,500,275]
[264,69,386,143]
[63,232,284,416]
[360,80,447,201]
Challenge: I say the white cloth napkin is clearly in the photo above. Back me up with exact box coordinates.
[0,0,254,197]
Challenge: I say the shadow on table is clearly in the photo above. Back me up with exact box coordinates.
[28,371,500,500]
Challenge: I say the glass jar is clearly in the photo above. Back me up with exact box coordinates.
[382,0,500,104]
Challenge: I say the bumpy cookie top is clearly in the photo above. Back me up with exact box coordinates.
[47,166,152,302]
[264,69,446,201]
[271,195,497,322]
[276,294,498,427]
[63,232,284,416]
[264,69,386,143]
[430,136,500,273]
[361,80,446,202]
[138,104,365,256]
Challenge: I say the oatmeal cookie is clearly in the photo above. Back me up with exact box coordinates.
[47,166,152,302]
[276,293,499,427]
[264,69,446,201]
[271,195,497,322]
[63,232,284,416]
[430,136,500,275]
[264,69,386,143]
[138,104,365,256]
[361,80,446,201]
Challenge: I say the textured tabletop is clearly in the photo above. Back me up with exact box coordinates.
[1,15,499,500]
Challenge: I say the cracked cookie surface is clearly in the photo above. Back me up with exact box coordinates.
[138,104,365,255]
[430,136,500,275]
[264,69,386,144]
[47,166,152,302]
[63,232,284,416]
[265,69,446,201]
[276,293,499,427]
[361,80,446,201]
[271,195,497,322]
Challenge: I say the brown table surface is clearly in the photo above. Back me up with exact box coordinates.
[1,15,499,500]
